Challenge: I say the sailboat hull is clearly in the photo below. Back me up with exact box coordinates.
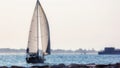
[26,56,44,63]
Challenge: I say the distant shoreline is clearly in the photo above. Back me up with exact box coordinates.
[0,48,98,54]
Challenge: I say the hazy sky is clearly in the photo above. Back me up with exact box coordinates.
[0,0,120,50]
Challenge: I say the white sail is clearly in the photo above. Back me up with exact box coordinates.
[27,0,50,55]
[27,2,39,54]
[38,2,51,55]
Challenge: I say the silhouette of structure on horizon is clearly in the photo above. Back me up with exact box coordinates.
[98,47,120,55]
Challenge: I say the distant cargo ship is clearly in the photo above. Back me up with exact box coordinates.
[98,47,120,55]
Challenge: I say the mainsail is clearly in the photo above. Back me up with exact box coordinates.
[26,0,50,63]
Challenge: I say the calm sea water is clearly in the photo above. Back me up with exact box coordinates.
[0,53,120,66]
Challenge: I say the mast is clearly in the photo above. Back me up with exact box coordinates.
[37,0,39,56]
[37,0,44,60]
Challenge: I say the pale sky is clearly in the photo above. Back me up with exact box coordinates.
[0,0,120,50]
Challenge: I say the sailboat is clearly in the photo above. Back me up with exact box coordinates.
[26,0,50,64]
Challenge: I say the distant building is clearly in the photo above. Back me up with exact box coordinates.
[98,47,120,55]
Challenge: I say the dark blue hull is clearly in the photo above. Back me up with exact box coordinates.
[26,57,44,64]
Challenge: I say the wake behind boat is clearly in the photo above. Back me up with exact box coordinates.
[26,0,50,64]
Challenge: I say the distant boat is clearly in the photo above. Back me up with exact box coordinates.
[98,47,120,55]
[26,0,50,63]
